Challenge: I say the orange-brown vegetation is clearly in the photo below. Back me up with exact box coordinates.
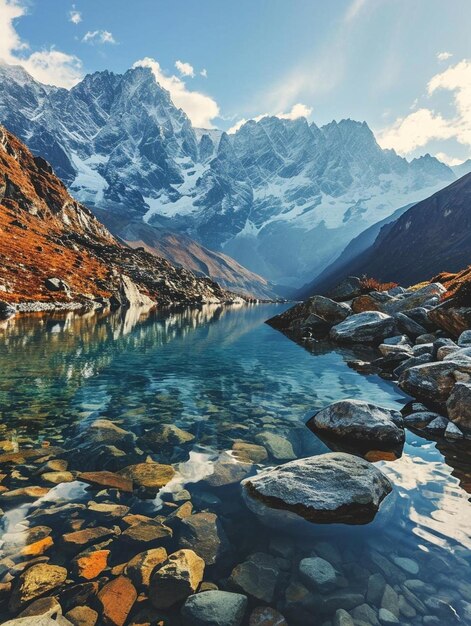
[432,267,471,306]
[359,276,399,294]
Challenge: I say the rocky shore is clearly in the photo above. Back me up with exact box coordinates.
[268,275,471,442]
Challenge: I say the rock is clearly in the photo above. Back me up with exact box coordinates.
[2,618,73,626]
[232,442,268,463]
[367,572,386,606]
[423,415,449,434]
[384,335,412,346]
[9,563,68,611]
[204,455,253,487]
[120,520,172,547]
[328,277,362,302]
[229,553,279,603]
[244,452,392,524]
[306,295,352,324]
[403,411,441,427]
[428,301,471,336]
[351,604,379,626]
[379,344,412,358]
[119,462,175,491]
[249,607,288,626]
[19,536,53,557]
[65,607,98,626]
[181,590,248,626]
[333,609,354,626]
[399,361,471,404]
[44,277,69,292]
[378,608,399,624]
[391,284,446,312]
[254,432,295,460]
[40,471,75,485]
[446,382,471,431]
[307,399,404,449]
[393,354,433,378]
[62,527,116,553]
[299,557,338,592]
[445,421,464,439]
[72,549,110,580]
[394,312,427,338]
[0,486,50,503]
[179,512,228,565]
[458,330,471,346]
[330,312,396,345]
[0,300,16,319]
[18,597,62,618]
[125,547,167,588]
[97,575,137,626]
[381,584,399,618]
[139,424,195,450]
[87,502,130,521]
[392,557,419,575]
[78,471,133,492]
[149,549,205,609]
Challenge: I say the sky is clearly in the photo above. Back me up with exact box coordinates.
[1,0,471,164]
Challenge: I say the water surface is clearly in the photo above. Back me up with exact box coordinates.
[0,304,470,624]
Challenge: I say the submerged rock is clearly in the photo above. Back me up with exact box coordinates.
[179,512,228,565]
[307,400,404,449]
[299,556,338,592]
[119,462,175,491]
[97,575,137,626]
[243,452,392,524]
[9,563,68,611]
[330,312,396,345]
[181,590,248,626]
[149,549,205,609]
[229,553,279,603]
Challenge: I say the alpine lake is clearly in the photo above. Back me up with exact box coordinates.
[0,303,470,625]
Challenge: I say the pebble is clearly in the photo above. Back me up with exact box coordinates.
[299,557,338,593]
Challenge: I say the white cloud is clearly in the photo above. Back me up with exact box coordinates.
[69,8,81,24]
[437,51,452,62]
[278,102,313,120]
[378,59,471,159]
[200,68,207,78]
[435,152,464,166]
[175,60,195,78]
[82,30,116,45]
[0,0,83,88]
[22,50,83,88]
[133,57,220,128]
[227,102,313,134]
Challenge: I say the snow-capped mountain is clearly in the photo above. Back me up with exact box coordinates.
[0,61,456,286]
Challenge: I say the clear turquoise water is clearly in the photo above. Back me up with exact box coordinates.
[0,304,470,623]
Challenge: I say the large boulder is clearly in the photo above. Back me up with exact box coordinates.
[243,452,392,525]
[330,312,396,345]
[266,295,350,332]
[307,400,404,449]
[181,590,248,626]
[446,382,471,431]
[399,359,471,404]
[387,283,446,313]
[327,276,362,302]
[9,564,68,612]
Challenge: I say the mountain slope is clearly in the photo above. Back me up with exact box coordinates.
[312,172,471,287]
[0,62,456,286]
[296,201,416,298]
[0,125,239,308]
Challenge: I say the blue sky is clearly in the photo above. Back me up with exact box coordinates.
[1,0,471,164]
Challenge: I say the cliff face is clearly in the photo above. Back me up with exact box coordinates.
[0,126,240,309]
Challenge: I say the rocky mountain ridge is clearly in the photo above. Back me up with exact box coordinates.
[0,125,242,313]
[0,61,456,287]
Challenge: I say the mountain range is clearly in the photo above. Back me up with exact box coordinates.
[0,61,459,291]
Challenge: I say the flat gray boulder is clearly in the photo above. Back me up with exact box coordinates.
[243,452,392,525]
[330,312,396,344]
[181,590,247,626]
[307,400,404,448]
